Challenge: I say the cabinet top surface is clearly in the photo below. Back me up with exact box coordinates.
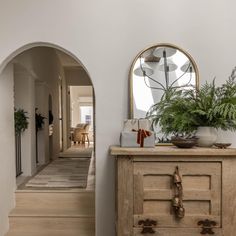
[110,145,236,156]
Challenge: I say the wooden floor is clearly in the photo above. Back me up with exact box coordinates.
[59,143,94,158]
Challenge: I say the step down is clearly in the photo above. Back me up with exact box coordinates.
[11,191,95,217]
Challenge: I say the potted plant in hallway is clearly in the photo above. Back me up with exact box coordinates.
[15,108,29,134]
[35,108,46,164]
[147,67,236,147]
[35,108,46,132]
[14,108,29,176]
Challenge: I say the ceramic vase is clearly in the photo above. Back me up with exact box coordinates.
[196,126,217,147]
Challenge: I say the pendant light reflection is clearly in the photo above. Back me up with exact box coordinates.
[180,62,193,73]
[158,60,178,72]
[153,47,177,58]
[133,46,194,92]
[134,64,154,77]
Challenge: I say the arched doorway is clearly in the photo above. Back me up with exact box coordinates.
[0,43,95,236]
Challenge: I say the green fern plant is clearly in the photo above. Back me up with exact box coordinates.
[193,67,236,130]
[14,108,29,135]
[147,67,236,136]
[147,88,198,137]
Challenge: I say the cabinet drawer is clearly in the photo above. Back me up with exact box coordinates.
[133,161,222,229]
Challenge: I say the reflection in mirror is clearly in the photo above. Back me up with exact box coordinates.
[130,44,199,143]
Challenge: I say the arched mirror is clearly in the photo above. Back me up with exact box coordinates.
[130,43,199,143]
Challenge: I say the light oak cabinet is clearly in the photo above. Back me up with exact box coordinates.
[110,146,236,236]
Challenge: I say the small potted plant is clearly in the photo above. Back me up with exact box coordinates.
[147,67,236,147]
[14,108,29,176]
[191,68,236,146]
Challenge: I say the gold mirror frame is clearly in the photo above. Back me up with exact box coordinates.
[129,43,200,119]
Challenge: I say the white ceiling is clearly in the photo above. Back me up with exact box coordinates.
[55,49,82,67]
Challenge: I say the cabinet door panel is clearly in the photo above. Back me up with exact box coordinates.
[133,161,221,228]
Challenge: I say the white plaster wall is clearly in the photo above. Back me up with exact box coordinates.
[0,64,16,234]
[14,65,36,176]
[35,82,50,165]
[62,72,69,150]
[1,1,236,236]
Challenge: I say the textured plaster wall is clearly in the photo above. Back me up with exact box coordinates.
[0,1,236,235]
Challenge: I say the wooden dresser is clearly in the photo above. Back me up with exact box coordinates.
[110,146,236,236]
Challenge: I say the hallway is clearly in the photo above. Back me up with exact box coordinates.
[25,158,90,188]
[59,143,93,158]
[6,152,95,236]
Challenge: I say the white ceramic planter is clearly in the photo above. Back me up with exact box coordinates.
[196,126,217,147]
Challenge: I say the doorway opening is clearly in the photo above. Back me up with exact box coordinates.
[69,85,94,148]
[1,43,95,236]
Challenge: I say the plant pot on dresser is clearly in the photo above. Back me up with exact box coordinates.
[110,146,236,236]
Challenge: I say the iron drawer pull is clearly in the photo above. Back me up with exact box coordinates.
[198,219,216,234]
[138,219,157,234]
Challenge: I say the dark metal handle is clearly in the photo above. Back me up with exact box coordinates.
[198,219,216,234]
[138,219,157,234]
